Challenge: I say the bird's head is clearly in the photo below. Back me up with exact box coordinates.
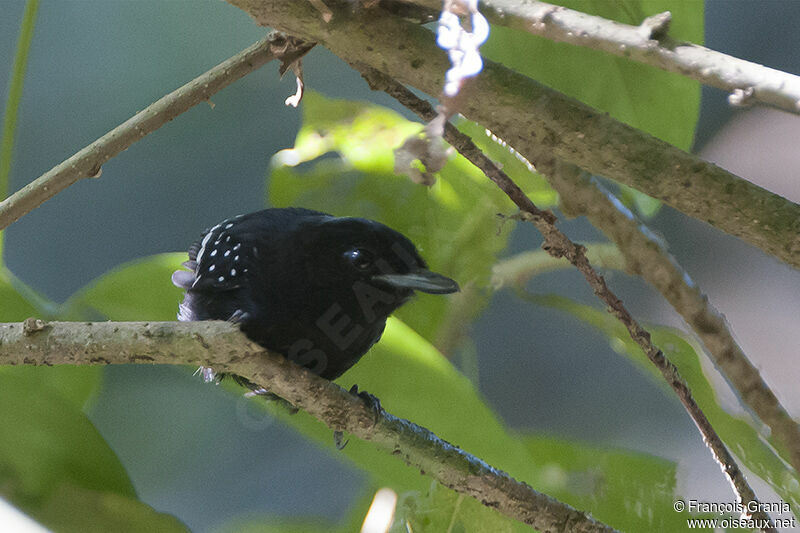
[298,216,459,315]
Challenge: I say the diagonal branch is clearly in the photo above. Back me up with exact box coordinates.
[0,319,618,533]
[227,0,800,269]
[0,33,314,232]
[403,0,800,114]
[547,169,800,477]
[356,66,776,531]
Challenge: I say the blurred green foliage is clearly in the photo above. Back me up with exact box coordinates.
[530,293,800,512]
[61,253,186,321]
[0,370,187,532]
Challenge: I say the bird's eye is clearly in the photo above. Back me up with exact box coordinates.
[345,248,374,271]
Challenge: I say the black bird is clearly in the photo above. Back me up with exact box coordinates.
[172,207,459,386]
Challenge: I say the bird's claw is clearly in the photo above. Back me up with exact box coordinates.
[334,385,381,451]
[333,430,349,450]
[349,384,382,415]
[194,366,220,384]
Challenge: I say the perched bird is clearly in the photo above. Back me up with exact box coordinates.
[172,207,459,386]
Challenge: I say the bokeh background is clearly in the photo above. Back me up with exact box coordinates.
[1,1,799,531]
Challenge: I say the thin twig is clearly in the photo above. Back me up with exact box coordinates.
[0,319,618,533]
[227,0,800,269]
[358,67,776,531]
[402,0,800,114]
[548,169,800,478]
[0,33,315,232]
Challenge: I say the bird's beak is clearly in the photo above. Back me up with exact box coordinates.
[372,269,460,294]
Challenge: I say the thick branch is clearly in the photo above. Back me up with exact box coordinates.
[358,68,775,530]
[229,0,800,269]
[0,33,314,231]
[405,0,800,114]
[0,319,617,533]
[548,170,800,477]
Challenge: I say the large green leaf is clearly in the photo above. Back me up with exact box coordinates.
[60,253,186,321]
[264,317,537,498]
[483,0,703,150]
[0,260,186,529]
[269,91,554,349]
[392,481,516,533]
[482,0,703,217]
[34,484,188,533]
[211,517,340,533]
[532,294,800,512]
[0,375,134,512]
[253,317,680,532]
[0,267,101,419]
[0,269,39,321]
[1,365,101,411]
[519,435,686,532]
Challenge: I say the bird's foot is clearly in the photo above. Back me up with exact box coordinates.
[333,430,348,450]
[334,385,382,451]
[349,384,383,415]
[241,385,299,414]
[194,366,220,384]
[227,309,251,324]
[243,387,271,398]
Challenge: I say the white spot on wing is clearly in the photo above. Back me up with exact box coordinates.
[218,276,225,282]
[209,264,215,272]
[231,268,237,276]
[195,223,220,266]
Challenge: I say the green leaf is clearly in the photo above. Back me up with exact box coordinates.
[265,318,536,490]
[482,1,704,218]
[254,318,536,530]
[0,269,39,321]
[0,365,101,411]
[211,516,340,533]
[60,253,186,321]
[519,435,684,532]
[34,484,188,533]
[270,91,548,347]
[531,294,800,511]
[254,318,677,532]
[0,368,183,532]
[0,374,136,514]
[394,482,517,533]
[483,0,703,151]
[0,268,98,409]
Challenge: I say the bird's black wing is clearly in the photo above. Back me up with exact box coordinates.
[172,208,331,320]
[186,215,250,292]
